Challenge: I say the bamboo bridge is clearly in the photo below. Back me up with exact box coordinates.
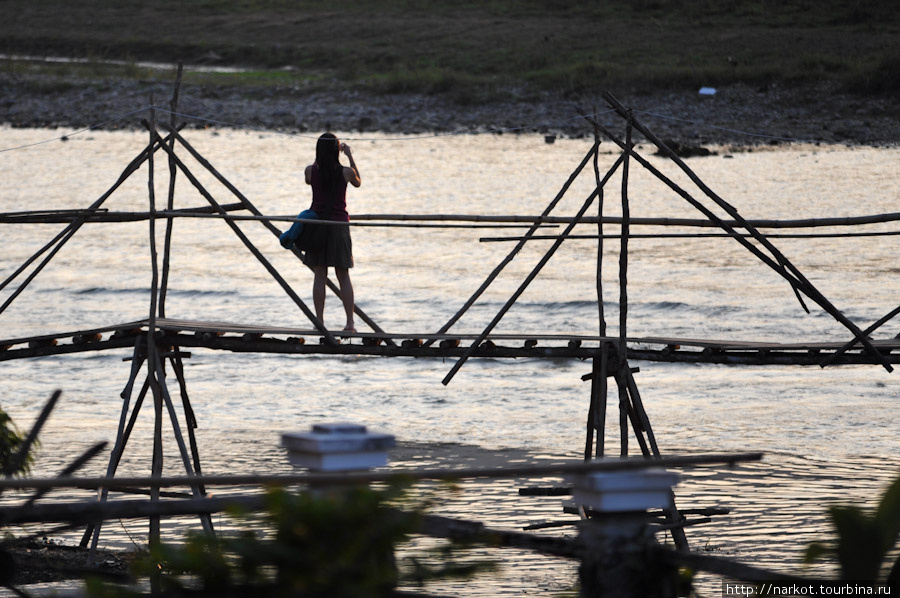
[2,83,898,557]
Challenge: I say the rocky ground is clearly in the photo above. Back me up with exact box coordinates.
[3,72,899,149]
[3,538,133,587]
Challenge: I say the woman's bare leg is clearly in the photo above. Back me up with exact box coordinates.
[334,267,355,331]
[312,265,327,325]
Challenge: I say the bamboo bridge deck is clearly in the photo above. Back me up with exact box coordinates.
[3,317,896,367]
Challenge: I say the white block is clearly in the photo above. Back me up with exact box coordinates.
[286,450,390,472]
[575,469,679,492]
[570,468,679,513]
[282,422,396,472]
[573,489,674,512]
[281,429,396,454]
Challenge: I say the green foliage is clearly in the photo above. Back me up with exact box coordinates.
[805,475,900,582]
[0,407,31,477]
[87,483,494,597]
[3,0,900,100]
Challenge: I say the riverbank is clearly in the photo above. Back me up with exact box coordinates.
[3,70,899,149]
[4,0,900,148]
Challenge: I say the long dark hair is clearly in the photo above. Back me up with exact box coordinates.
[315,132,344,201]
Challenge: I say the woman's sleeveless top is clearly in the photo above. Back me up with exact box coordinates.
[309,164,349,222]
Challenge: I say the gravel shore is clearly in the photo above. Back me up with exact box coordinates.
[3,73,900,149]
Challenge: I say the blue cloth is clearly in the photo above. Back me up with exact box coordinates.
[279,209,317,249]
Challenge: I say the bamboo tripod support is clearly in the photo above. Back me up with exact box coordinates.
[63,74,394,550]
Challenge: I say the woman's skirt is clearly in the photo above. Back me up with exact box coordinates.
[301,222,353,269]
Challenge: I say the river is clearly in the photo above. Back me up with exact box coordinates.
[2,125,900,596]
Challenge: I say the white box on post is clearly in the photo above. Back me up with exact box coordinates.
[571,468,680,513]
[281,423,396,472]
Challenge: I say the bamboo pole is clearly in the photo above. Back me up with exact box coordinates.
[820,302,900,367]
[11,208,900,232]
[153,351,197,479]
[146,108,164,554]
[0,452,763,492]
[152,351,215,536]
[615,117,633,459]
[0,132,176,315]
[589,102,892,373]
[441,188,601,385]
[349,212,900,229]
[21,442,107,509]
[618,114,632,366]
[586,122,808,294]
[626,401,651,457]
[162,127,386,344]
[622,367,659,457]
[169,354,207,497]
[592,125,608,460]
[442,154,624,385]
[159,62,183,319]
[480,230,900,241]
[585,369,597,459]
[427,143,599,347]
[145,127,337,346]
[0,211,558,229]
[601,91,892,372]
[0,204,244,224]
[624,368,691,550]
[81,350,149,549]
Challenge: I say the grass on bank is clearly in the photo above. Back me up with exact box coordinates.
[2,0,899,100]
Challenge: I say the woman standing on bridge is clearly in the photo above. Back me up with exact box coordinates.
[303,132,361,332]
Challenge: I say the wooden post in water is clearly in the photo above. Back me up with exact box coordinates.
[169,353,208,497]
[151,350,214,535]
[579,106,690,551]
[616,113,633,459]
[159,62,183,319]
[84,111,217,556]
[146,105,164,555]
[82,337,146,549]
[588,124,608,460]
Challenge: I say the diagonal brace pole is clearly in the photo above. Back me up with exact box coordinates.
[591,101,892,372]
[428,143,599,345]
[442,153,626,385]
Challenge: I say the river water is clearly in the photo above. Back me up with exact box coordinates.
[2,125,900,596]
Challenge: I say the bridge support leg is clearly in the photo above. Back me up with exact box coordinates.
[582,355,689,551]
